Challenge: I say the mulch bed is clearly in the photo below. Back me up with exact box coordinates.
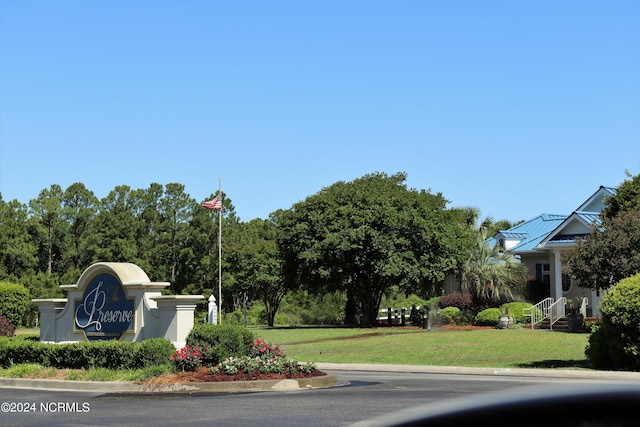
[141,367,327,385]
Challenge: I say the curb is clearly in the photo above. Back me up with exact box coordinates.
[3,363,640,394]
[0,374,339,394]
[133,374,339,393]
[314,363,640,381]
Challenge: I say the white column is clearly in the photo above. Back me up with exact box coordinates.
[208,295,218,324]
[552,250,563,301]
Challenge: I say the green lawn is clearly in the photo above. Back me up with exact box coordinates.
[4,326,591,381]
[252,327,591,369]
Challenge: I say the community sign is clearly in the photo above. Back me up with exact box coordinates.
[74,272,135,341]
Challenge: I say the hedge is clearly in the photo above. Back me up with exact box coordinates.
[0,337,175,370]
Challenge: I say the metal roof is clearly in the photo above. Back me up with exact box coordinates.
[484,186,614,254]
[505,214,567,252]
[575,212,601,225]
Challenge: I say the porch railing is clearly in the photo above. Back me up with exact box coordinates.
[548,297,567,329]
[523,297,567,329]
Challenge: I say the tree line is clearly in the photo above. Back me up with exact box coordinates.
[1,171,638,327]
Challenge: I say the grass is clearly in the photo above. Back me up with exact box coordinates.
[3,363,58,379]
[14,328,39,336]
[252,327,591,369]
[0,326,592,381]
[0,363,175,381]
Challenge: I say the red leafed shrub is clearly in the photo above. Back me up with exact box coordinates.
[438,292,474,311]
[0,315,15,337]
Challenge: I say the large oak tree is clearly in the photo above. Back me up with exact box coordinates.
[277,172,473,326]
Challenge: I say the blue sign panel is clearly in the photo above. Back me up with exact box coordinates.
[74,273,134,341]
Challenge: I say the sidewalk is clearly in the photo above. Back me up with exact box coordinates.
[315,363,640,381]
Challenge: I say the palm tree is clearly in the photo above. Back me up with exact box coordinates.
[460,227,527,305]
[451,206,517,236]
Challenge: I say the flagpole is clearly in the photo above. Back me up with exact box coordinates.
[218,179,222,324]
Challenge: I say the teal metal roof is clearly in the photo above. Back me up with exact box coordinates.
[499,231,528,239]
[484,185,614,253]
[575,212,601,225]
[506,214,567,252]
[486,214,567,252]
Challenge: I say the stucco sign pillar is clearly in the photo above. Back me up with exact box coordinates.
[33,262,203,348]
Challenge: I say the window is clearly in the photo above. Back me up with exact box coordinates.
[541,263,550,286]
[535,263,551,287]
[562,274,571,292]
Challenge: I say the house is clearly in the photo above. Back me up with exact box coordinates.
[491,186,616,317]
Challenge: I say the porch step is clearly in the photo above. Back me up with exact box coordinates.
[534,317,569,330]
[533,316,597,331]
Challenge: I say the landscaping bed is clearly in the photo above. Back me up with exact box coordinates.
[142,366,327,385]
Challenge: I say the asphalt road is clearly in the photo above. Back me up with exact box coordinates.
[2,367,640,426]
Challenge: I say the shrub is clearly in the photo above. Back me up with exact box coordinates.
[0,282,30,327]
[438,292,474,311]
[439,307,461,324]
[186,324,255,366]
[212,338,317,378]
[586,273,640,371]
[0,338,27,367]
[170,344,202,372]
[0,315,15,337]
[474,308,502,326]
[248,339,283,359]
[473,302,535,326]
[502,302,534,324]
[137,338,176,368]
[84,341,142,370]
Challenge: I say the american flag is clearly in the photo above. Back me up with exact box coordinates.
[202,193,222,211]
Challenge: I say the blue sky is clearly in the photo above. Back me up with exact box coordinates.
[1,1,638,223]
